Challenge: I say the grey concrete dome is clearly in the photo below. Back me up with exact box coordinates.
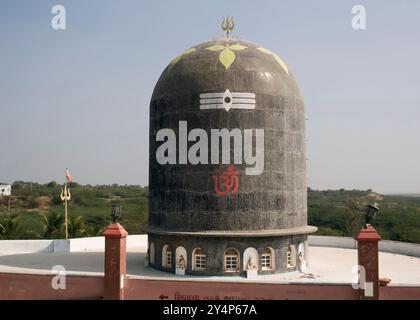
[144,37,317,276]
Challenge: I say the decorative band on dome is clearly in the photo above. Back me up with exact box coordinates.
[200,89,255,112]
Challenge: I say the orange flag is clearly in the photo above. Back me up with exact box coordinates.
[65,168,73,183]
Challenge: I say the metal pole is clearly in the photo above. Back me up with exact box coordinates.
[64,182,68,240]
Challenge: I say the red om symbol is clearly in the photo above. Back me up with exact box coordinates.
[212,166,240,196]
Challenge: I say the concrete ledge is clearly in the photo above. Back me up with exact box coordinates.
[379,240,420,258]
[308,235,420,258]
[0,235,147,254]
[142,226,318,237]
[0,240,54,254]
[53,240,70,253]
[309,236,356,249]
[1,235,419,258]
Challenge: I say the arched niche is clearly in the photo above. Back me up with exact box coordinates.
[175,246,187,269]
[243,247,259,271]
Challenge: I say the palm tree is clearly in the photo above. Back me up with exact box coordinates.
[68,216,87,238]
[0,215,24,239]
[39,212,64,239]
[87,224,106,237]
[0,222,5,239]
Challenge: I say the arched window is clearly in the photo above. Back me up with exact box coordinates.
[149,242,155,264]
[261,247,275,270]
[224,248,240,272]
[192,248,206,271]
[162,244,172,268]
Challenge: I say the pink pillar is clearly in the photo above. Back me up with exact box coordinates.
[356,225,381,300]
[103,223,128,300]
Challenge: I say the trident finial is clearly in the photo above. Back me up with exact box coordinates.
[60,184,71,201]
[221,17,234,37]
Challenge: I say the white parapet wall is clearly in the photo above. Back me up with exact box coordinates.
[308,235,420,258]
[309,235,357,249]
[0,239,54,254]
[0,235,147,254]
[1,235,419,258]
[378,240,420,258]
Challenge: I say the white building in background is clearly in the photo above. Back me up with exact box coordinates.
[0,184,11,196]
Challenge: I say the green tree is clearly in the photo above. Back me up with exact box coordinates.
[39,212,64,239]
[68,216,87,238]
[342,199,363,236]
[87,225,106,237]
[47,181,57,188]
[0,215,24,239]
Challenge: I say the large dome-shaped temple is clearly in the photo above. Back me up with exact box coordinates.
[143,33,317,276]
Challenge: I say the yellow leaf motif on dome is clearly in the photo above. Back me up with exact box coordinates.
[219,48,236,70]
[228,44,247,51]
[257,47,289,75]
[169,47,197,68]
[206,43,248,70]
[207,45,226,51]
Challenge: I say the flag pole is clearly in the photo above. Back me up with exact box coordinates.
[64,181,68,240]
[61,169,71,240]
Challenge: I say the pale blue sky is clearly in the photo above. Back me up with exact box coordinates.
[0,0,419,194]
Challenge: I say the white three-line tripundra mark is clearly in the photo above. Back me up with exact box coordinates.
[200,89,256,112]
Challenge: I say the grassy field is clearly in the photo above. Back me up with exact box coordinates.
[1,182,419,243]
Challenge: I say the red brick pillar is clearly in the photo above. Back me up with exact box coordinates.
[103,223,128,300]
[356,224,381,300]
